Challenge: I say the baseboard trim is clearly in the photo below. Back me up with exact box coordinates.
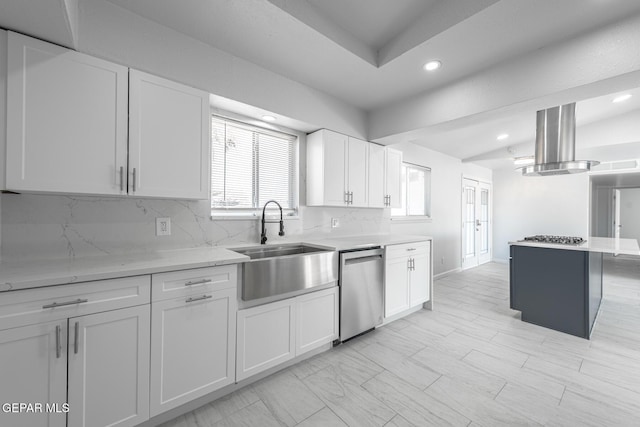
[434,268,462,280]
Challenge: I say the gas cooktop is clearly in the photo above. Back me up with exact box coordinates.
[523,235,585,245]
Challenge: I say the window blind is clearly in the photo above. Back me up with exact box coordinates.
[211,117,296,211]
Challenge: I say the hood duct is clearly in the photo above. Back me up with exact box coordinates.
[521,103,598,176]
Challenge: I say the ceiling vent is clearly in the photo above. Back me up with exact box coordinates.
[521,103,599,176]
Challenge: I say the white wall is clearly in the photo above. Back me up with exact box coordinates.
[620,188,640,242]
[389,143,492,276]
[492,168,590,261]
[76,0,367,140]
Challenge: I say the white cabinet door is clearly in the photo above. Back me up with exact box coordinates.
[384,256,410,318]
[347,137,369,207]
[409,247,431,307]
[67,305,150,427]
[385,148,403,209]
[236,299,295,381]
[0,321,67,427]
[129,70,210,199]
[296,287,338,355]
[368,143,386,208]
[6,31,128,195]
[150,288,237,416]
[307,129,348,206]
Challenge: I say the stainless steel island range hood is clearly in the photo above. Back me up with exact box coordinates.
[521,103,598,176]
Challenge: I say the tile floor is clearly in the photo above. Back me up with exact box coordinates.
[161,255,640,426]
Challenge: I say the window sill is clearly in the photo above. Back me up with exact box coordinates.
[390,216,432,224]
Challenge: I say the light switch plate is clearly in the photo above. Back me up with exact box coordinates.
[156,217,171,236]
[331,218,340,228]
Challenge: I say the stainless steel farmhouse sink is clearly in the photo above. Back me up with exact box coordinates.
[233,244,338,303]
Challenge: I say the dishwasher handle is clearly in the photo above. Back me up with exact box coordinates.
[344,254,383,265]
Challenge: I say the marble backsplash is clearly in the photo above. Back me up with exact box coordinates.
[0,193,390,260]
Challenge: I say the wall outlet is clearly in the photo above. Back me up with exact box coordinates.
[156,217,171,236]
[331,218,340,228]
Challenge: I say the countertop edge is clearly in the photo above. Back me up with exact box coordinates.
[0,234,433,292]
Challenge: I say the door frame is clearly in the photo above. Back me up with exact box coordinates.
[461,177,492,270]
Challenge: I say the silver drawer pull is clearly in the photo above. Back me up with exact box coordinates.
[43,299,89,309]
[184,279,213,287]
[74,321,79,354]
[186,295,213,303]
[55,325,61,359]
[407,248,416,251]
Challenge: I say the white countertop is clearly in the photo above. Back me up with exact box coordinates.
[0,247,248,292]
[306,234,432,251]
[509,237,640,256]
[0,234,431,292]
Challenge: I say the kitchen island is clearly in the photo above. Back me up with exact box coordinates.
[509,237,640,339]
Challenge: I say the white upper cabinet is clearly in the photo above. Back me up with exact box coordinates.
[5,32,210,199]
[347,137,369,207]
[6,31,128,195]
[368,145,403,209]
[368,144,386,208]
[129,70,210,199]
[385,147,403,209]
[307,129,368,207]
[306,129,347,206]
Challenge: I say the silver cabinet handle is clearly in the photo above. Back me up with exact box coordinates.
[119,166,124,191]
[43,299,88,309]
[132,168,136,193]
[185,279,213,287]
[74,321,79,354]
[55,325,61,359]
[387,195,391,206]
[349,192,354,204]
[407,248,416,252]
[412,258,416,270]
[344,191,349,204]
[186,295,213,303]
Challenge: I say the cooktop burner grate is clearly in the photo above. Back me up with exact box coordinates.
[523,235,585,245]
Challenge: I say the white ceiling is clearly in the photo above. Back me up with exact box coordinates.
[104,0,640,111]
[3,0,640,167]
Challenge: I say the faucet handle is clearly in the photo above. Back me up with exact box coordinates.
[279,220,285,236]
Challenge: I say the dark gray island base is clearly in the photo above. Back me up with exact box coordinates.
[510,245,603,339]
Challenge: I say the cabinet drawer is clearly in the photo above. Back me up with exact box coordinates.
[0,276,151,331]
[385,241,430,260]
[151,265,237,301]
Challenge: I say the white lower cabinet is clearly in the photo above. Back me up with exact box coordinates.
[236,298,296,382]
[150,286,237,416]
[0,321,67,427]
[236,286,338,382]
[68,305,150,427]
[0,276,151,427]
[384,241,432,318]
[296,287,339,355]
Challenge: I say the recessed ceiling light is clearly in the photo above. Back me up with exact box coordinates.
[423,60,441,72]
[262,115,276,122]
[612,94,632,103]
[497,133,509,140]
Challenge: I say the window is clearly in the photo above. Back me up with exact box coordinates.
[211,117,297,215]
[392,163,431,218]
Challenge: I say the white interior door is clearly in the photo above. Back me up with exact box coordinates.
[462,178,492,270]
[614,189,621,239]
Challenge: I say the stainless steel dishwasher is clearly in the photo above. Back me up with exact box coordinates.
[339,247,384,342]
